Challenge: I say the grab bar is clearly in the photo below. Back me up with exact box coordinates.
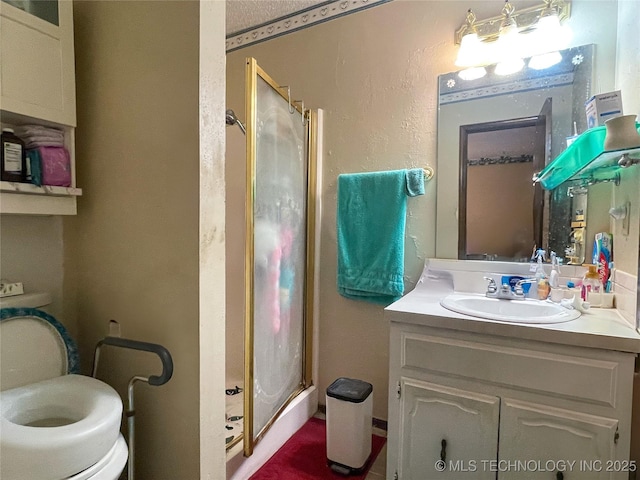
[91,336,173,385]
[92,336,173,480]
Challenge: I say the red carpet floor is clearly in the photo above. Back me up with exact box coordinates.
[249,417,386,480]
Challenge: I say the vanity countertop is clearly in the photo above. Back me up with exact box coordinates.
[385,269,640,354]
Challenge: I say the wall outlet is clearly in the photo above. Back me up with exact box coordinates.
[108,319,121,337]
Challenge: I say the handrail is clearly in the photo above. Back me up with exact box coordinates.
[91,336,173,386]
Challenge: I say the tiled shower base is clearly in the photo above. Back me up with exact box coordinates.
[226,377,244,450]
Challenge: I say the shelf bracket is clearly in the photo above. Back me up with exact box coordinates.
[618,153,640,168]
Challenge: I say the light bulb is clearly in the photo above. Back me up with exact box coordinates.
[529,51,562,70]
[495,57,524,75]
[537,13,561,34]
[455,32,482,67]
[458,67,487,81]
[496,26,521,59]
[528,11,572,57]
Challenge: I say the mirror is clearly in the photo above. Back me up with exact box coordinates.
[436,44,594,263]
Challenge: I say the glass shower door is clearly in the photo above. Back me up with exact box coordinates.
[243,58,314,456]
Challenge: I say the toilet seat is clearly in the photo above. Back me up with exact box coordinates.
[68,434,128,480]
[1,374,124,480]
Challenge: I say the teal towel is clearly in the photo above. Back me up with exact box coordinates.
[405,167,425,196]
[337,168,425,304]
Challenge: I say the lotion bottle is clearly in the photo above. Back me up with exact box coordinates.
[582,264,602,306]
[534,249,550,300]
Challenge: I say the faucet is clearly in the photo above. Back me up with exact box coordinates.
[484,276,534,300]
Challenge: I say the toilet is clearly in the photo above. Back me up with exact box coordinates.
[0,304,127,480]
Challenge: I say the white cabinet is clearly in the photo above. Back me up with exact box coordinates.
[399,379,499,480]
[0,0,80,215]
[1,0,76,126]
[387,322,636,480]
[499,399,618,480]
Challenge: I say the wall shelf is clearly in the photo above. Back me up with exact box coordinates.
[1,181,82,197]
[534,123,640,190]
[0,182,81,215]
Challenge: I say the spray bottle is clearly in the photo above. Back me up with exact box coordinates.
[549,251,560,288]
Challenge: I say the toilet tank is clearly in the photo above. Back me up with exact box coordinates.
[0,292,53,310]
[0,302,78,392]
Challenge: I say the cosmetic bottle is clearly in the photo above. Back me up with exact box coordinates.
[581,264,602,306]
[534,249,550,300]
[1,128,26,182]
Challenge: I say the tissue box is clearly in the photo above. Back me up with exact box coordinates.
[585,91,623,128]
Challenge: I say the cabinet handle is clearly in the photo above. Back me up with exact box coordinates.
[556,471,564,480]
[440,439,447,463]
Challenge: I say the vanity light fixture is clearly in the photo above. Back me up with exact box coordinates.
[454,0,571,77]
[494,1,525,75]
[455,10,489,80]
[455,10,484,68]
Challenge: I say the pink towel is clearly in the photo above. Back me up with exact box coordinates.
[37,146,71,187]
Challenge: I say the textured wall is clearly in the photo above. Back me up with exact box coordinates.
[68,1,202,478]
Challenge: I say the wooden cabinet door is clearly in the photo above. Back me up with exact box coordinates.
[499,398,621,480]
[397,378,500,480]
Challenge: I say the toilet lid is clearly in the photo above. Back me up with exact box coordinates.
[0,308,79,391]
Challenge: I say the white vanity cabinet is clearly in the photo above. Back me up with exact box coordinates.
[386,321,636,480]
[399,378,499,480]
[0,0,80,215]
[499,399,619,480]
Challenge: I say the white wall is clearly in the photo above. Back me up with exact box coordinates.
[615,0,640,465]
[612,0,640,281]
[226,0,633,421]
[199,0,227,477]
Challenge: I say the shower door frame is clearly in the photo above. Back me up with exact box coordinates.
[243,57,317,457]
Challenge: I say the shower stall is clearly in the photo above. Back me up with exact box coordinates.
[225,57,321,476]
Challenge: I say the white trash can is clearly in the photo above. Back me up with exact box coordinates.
[326,377,373,474]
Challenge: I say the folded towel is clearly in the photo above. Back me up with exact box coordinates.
[25,139,65,149]
[14,125,64,138]
[337,168,425,304]
[27,146,71,187]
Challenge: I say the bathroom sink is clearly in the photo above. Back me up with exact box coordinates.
[440,293,581,324]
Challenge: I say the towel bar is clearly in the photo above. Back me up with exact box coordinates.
[423,166,435,181]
